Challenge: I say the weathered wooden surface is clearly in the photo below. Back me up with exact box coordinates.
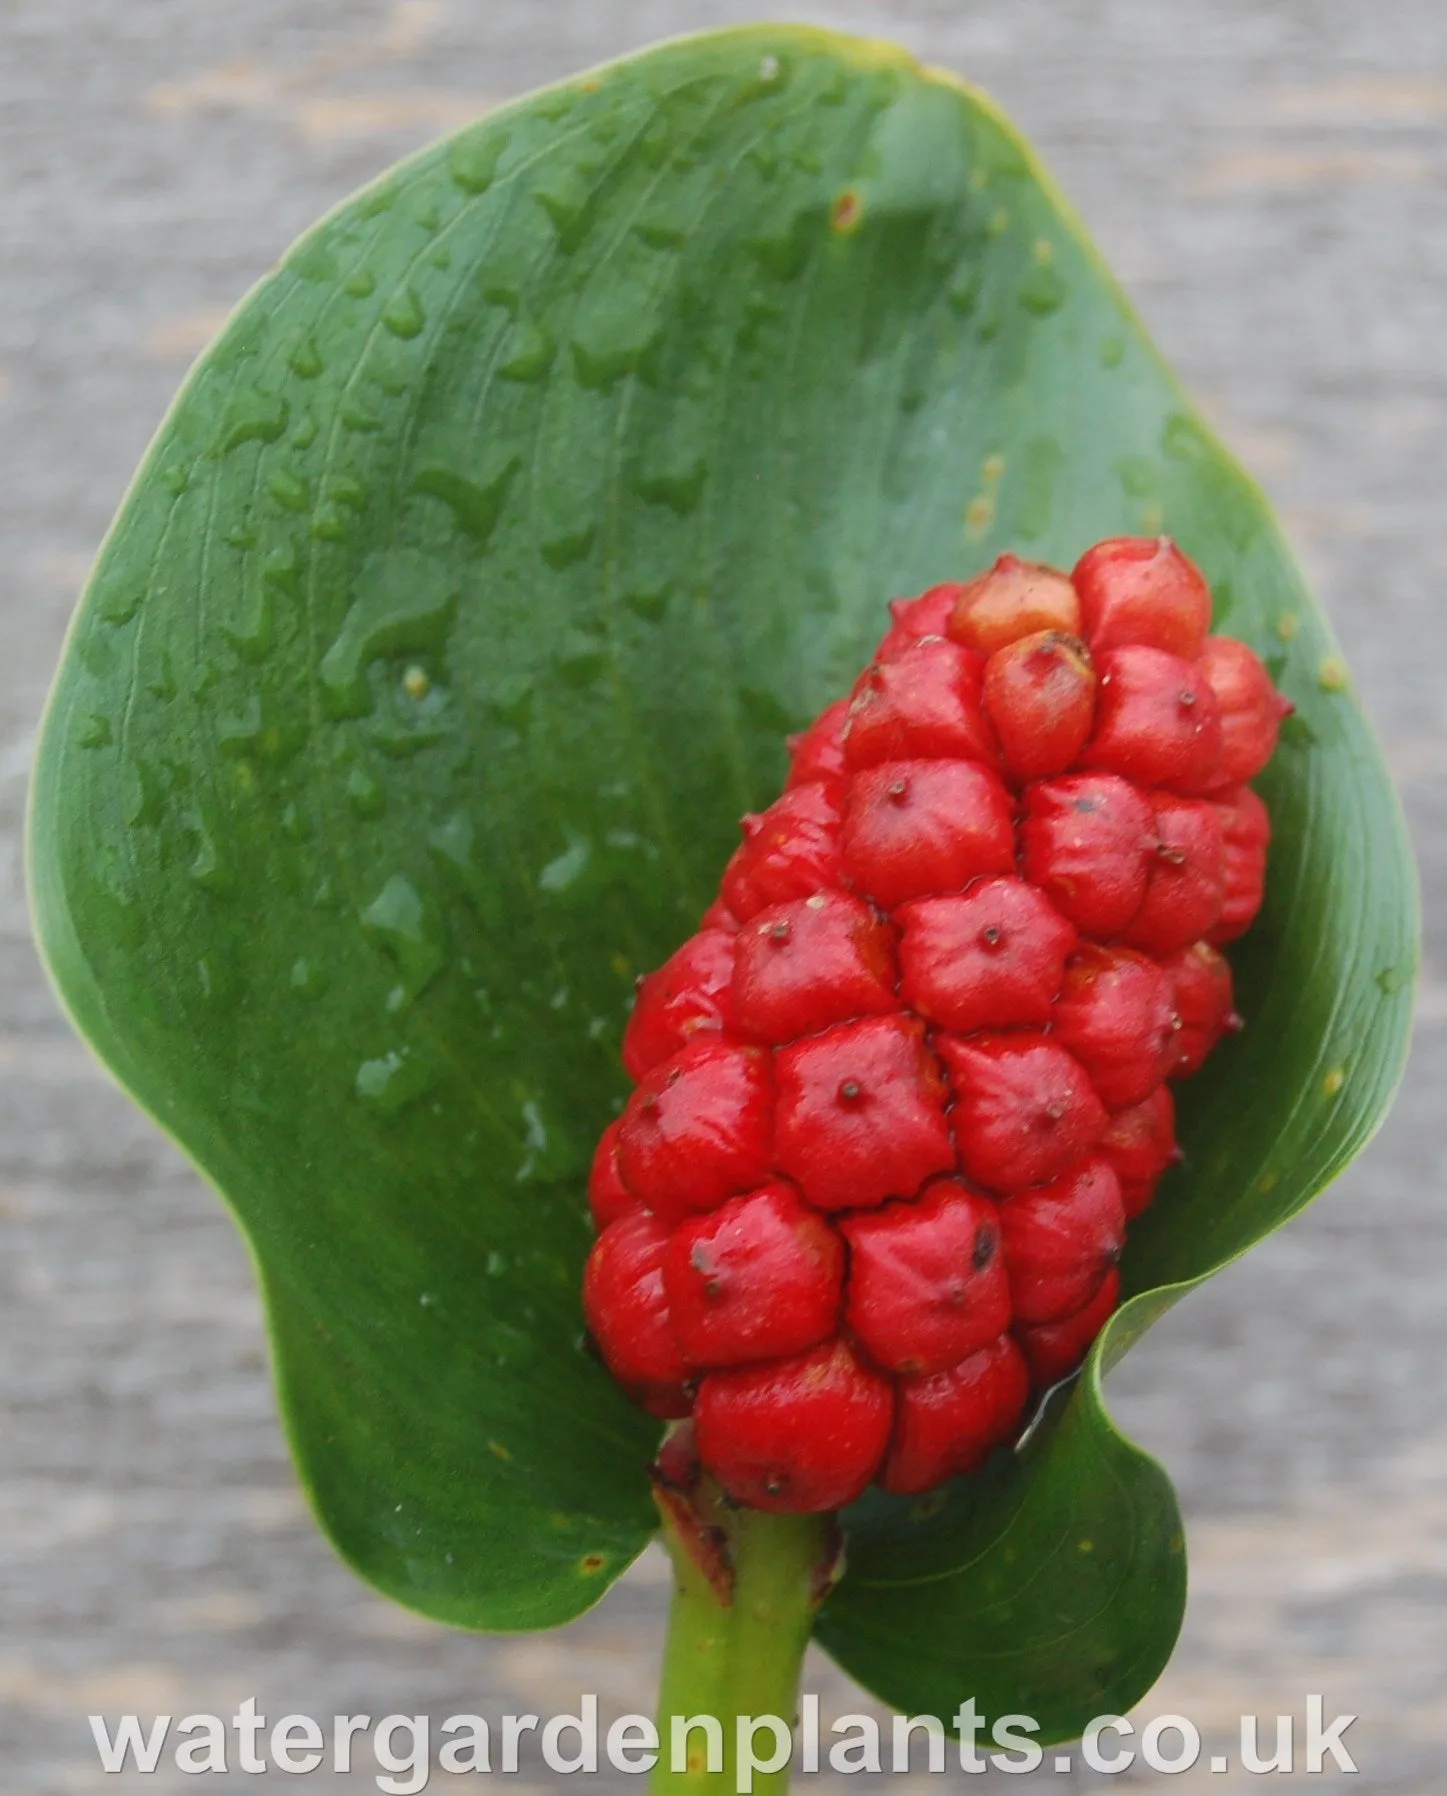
[2,1,1444,1789]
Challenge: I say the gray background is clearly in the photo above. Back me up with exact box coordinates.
[3,1,1444,1790]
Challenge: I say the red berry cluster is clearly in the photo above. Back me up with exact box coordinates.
[585,538,1287,1514]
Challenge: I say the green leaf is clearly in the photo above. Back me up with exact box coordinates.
[28,24,1415,1727]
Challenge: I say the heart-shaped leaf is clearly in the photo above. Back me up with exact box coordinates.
[29,25,1415,1730]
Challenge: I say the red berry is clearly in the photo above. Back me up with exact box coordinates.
[880,1336,1030,1495]
[1016,1269,1121,1389]
[1019,773,1156,938]
[617,1039,775,1225]
[1196,636,1290,786]
[623,928,738,1080]
[982,629,1097,783]
[1097,1086,1178,1218]
[1209,783,1270,943]
[998,1158,1125,1325]
[663,1182,843,1369]
[1123,794,1226,955]
[876,583,965,659]
[583,1210,691,1416]
[699,896,740,932]
[1073,536,1211,659]
[587,1118,637,1229]
[731,892,898,1044]
[775,1015,956,1211]
[842,759,1015,910]
[1083,645,1224,792]
[1160,940,1240,1078]
[694,1339,894,1512]
[1050,945,1178,1110]
[843,638,999,772]
[937,1032,1108,1190]
[721,781,844,921]
[946,553,1082,653]
[841,1180,1011,1375]
[786,697,852,788]
[896,877,1076,1033]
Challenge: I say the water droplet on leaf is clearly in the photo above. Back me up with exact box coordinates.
[382,285,426,340]
[267,467,310,513]
[290,956,329,998]
[538,836,591,894]
[288,336,324,380]
[411,459,520,546]
[76,713,112,749]
[345,765,385,817]
[320,550,459,717]
[217,393,289,455]
[355,1047,436,1116]
[498,317,555,382]
[448,128,509,194]
[360,874,447,997]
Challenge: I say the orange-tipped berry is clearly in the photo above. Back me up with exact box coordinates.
[983,629,1097,783]
[947,552,1082,652]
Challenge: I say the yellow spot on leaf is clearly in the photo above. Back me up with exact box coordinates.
[965,493,995,536]
[831,188,864,234]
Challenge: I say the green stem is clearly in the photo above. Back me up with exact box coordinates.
[651,1493,829,1796]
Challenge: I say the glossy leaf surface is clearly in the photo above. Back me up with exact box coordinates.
[29,25,1415,1730]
